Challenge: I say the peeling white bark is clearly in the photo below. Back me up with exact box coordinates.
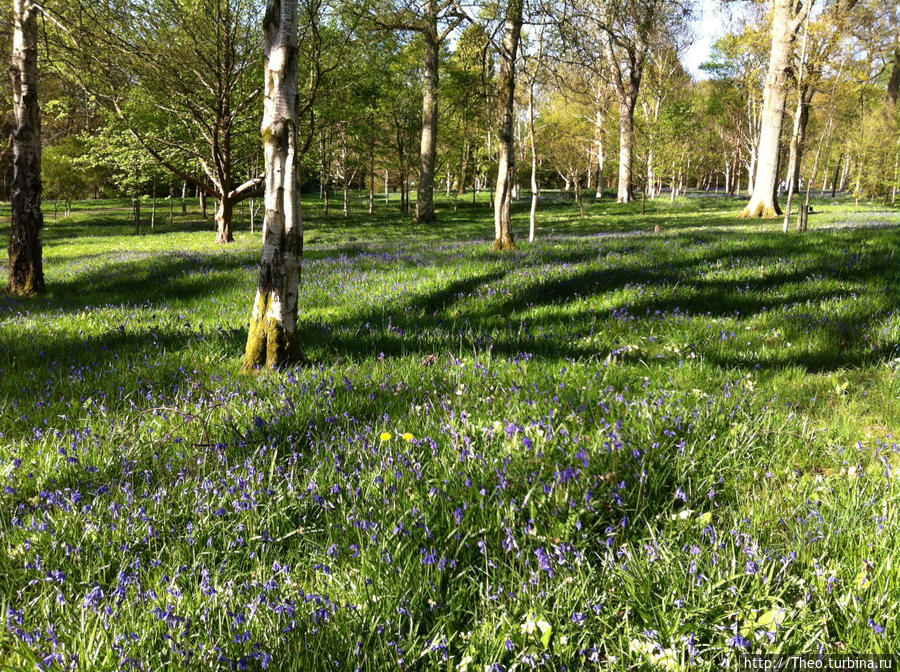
[244,0,301,368]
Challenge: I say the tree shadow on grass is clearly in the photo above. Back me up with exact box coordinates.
[2,225,896,395]
[307,233,897,373]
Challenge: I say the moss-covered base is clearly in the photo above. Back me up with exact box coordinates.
[492,235,516,252]
[6,258,45,296]
[243,292,298,371]
[740,199,781,219]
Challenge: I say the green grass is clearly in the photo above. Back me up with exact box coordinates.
[0,190,898,670]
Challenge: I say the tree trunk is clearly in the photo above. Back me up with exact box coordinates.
[134,196,141,235]
[528,80,538,243]
[786,87,811,195]
[575,175,585,218]
[343,176,349,217]
[887,41,899,105]
[741,0,808,218]
[201,191,207,220]
[7,0,44,295]
[892,133,899,206]
[616,98,636,203]
[595,109,605,198]
[746,156,756,196]
[458,141,469,195]
[492,0,523,251]
[181,181,187,216]
[215,198,234,243]
[244,0,301,370]
[784,82,812,232]
[368,144,375,214]
[320,129,327,200]
[839,152,850,192]
[416,0,439,223]
[151,182,157,230]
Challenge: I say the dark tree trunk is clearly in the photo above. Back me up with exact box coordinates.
[831,155,841,198]
[368,144,375,214]
[887,44,899,105]
[458,141,469,196]
[215,198,234,243]
[492,0,523,251]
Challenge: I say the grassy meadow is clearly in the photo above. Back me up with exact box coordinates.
[0,191,898,670]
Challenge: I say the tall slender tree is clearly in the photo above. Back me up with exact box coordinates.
[7,0,44,295]
[369,0,465,223]
[59,0,265,242]
[565,0,687,203]
[492,0,524,249]
[244,0,302,369]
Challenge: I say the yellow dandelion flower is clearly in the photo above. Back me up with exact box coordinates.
[380,432,392,442]
[403,432,414,442]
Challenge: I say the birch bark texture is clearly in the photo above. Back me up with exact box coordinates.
[7,0,44,295]
[741,0,811,218]
[492,0,524,251]
[417,0,439,223]
[244,0,302,369]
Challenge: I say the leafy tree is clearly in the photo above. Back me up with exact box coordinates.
[58,0,265,242]
[42,136,92,217]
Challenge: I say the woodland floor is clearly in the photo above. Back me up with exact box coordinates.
[0,191,898,670]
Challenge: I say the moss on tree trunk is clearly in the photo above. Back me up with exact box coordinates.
[243,291,290,370]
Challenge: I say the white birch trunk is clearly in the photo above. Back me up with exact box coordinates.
[244,0,301,369]
[7,0,44,295]
[528,77,538,243]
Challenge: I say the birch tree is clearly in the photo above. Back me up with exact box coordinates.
[244,0,301,369]
[7,0,44,295]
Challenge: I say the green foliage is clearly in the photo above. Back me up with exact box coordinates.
[42,136,95,207]
[79,113,172,197]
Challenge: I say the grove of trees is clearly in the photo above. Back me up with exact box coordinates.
[4,0,898,365]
